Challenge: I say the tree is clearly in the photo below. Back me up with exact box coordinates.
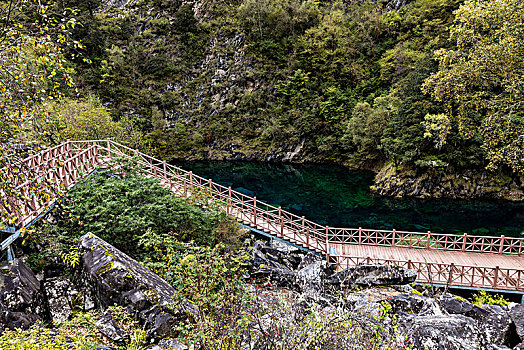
[423,0,524,173]
[0,0,79,227]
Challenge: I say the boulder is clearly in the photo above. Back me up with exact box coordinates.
[75,234,194,340]
[439,294,489,320]
[509,303,524,339]
[146,339,188,350]
[402,314,482,350]
[388,293,429,315]
[42,275,76,324]
[477,305,512,346]
[327,264,417,287]
[295,260,332,296]
[96,312,129,343]
[0,259,44,329]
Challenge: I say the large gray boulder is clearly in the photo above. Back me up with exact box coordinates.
[403,314,482,350]
[439,294,512,346]
[42,275,77,324]
[0,259,44,329]
[75,233,194,340]
[327,263,417,287]
[509,303,524,340]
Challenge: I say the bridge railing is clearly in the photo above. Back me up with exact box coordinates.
[330,255,524,291]
[74,139,523,257]
[3,142,103,228]
[326,227,522,254]
[6,139,523,257]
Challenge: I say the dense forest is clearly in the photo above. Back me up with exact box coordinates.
[2,0,524,200]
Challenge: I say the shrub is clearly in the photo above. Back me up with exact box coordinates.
[472,290,510,307]
[34,160,243,259]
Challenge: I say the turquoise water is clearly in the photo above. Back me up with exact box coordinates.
[175,161,524,237]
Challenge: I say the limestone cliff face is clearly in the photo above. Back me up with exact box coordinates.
[372,163,524,201]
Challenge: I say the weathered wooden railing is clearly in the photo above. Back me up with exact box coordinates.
[330,255,524,291]
[2,139,524,291]
[3,142,103,229]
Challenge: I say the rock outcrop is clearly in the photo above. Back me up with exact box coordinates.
[0,259,44,330]
[75,233,194,340]
[373,163,524,201]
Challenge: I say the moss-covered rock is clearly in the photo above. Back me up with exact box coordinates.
[75,233,194,340]
[373,163,524,201]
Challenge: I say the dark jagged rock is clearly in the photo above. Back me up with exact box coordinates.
[0,259,44,329]
[75,233,194,340]
[479,305,512,347]
[296,260,333,296]
[146,338,188,350]
[439,294,490,320]
[439,294,512,346]
[389,293,429,315]
[327,263,417,286]
[96,312,129,343]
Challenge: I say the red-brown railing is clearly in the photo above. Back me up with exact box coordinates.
[330,255,524,291]
[3,139,524,290]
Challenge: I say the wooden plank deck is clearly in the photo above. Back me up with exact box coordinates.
[333,243,524,270]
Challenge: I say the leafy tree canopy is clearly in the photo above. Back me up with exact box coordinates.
[423,0,524,174]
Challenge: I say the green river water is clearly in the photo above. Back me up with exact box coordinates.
[176,161,524,238]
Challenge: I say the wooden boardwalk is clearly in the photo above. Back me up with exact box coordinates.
[2,139,524,291]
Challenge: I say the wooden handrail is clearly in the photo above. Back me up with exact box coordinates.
[3,139,524,290]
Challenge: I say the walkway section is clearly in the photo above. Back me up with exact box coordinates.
[2,139,524,291]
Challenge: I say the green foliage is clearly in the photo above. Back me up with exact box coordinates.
[423,0,524,174]
[0,306,148,350]
[35,0,522,183]
[36,95,142,147]
[0,0,79,226]
[40,160,242,257]
[472,290,510,307]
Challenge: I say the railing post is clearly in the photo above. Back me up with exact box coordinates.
[426,231,431,249]
[189,171,193,186]
[208,179,213,199]
[183,178,187,197]
[325,226,329,255]
[494,266,499,287]
[107,139,112,159]
[358,227,362,245]
[279,207,284,237]
[253,197,257,226]
[519,239,523,256]
[227,187,232,214]
[499,235,505,254]
[163,161,167,180]
[392,229,396,247]
[462,233,467,252]
[306,228,310,247]
[301,216,305,236]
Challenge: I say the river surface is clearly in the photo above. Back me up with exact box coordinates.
[175,161,524,237]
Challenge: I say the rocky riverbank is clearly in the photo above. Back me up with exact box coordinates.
[2,234,524,349]
[372,163,524,201]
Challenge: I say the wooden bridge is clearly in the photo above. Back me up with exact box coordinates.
[2,140,524,292]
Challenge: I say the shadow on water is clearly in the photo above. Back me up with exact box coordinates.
[175,161,524,238]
